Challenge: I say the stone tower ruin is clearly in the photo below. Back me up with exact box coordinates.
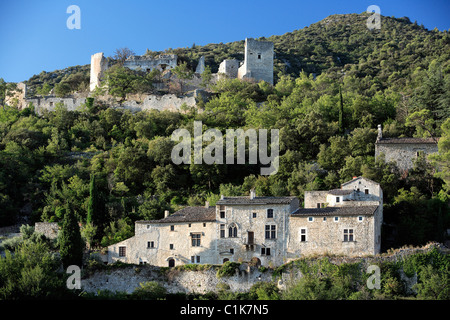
[238,38,274,85]
[90,52,108,91]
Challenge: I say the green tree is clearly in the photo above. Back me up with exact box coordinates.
[59,208,84,268]
[414,264,450,300]
[87,174,98,224]
[172,61,194,94]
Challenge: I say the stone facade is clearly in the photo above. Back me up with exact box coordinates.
[108,177,383,267]
[238,38,274,85]
[375,124,439,172]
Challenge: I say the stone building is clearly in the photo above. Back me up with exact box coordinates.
[108,177,383,267]
[375,124,439,172]
[289,177,383,258]
[218,59,240,79]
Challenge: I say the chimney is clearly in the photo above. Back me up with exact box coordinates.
[164,210,170,218]
[250,189,256,200]
[377,124,382,141]
[205,201,209,208]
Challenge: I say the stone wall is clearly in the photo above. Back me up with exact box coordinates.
[375,142,439,172]
[82,243,447,295]
[24,92,197,114]
[34,222,59,239]
[82,264,273,295]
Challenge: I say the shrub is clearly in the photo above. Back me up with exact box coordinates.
[131,281,167,300]
[216,261,240,278]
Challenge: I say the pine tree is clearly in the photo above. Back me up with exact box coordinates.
[59,207,83,268]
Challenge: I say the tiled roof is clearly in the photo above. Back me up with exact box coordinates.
[136,206,216,224]
[376,137,438,144]
[329,189,354,195]
[216,196,297,205]
[291,205,379,217]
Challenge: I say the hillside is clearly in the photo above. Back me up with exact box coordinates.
[23,13,450,95]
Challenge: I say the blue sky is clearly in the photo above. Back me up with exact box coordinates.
[0,0,449,83]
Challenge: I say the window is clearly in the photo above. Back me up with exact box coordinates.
[261,247,271,255]
[230,248,234,254]
[119,246,126,257]
[343,229,354,242]
[170,225,174,231]
[323,217,327,222]
[358,216,364,222]
[300,228,307,242]
[257,54,261,59]
[228,224,237,238]
[191,256,201,263]
[334,216,339,222]
[170,244,174,250]
[203,223,206,227]
[147,225,150,229]
[317,203,321,208]
[364,189,369,195]
[252,212,257,218]
[220,205,225,219]
[336,197,340,203]
[188,224,191,228]
[308,217,314,222]
[265,225,276,239]
[191,233,201,247]
[147,241,154,248]
[220,224,225,238]
[267,209,274,218]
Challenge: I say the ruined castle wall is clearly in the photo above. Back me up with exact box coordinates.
[124,55,177,72]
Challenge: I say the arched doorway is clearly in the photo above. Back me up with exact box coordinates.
[168,258,175,268]
[223,258,229,263]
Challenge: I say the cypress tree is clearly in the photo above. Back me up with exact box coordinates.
[59,208,83,268]
[86,174,97,224]
[338,85,344,134]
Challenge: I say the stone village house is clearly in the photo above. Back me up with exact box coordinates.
[108,177,383,267]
